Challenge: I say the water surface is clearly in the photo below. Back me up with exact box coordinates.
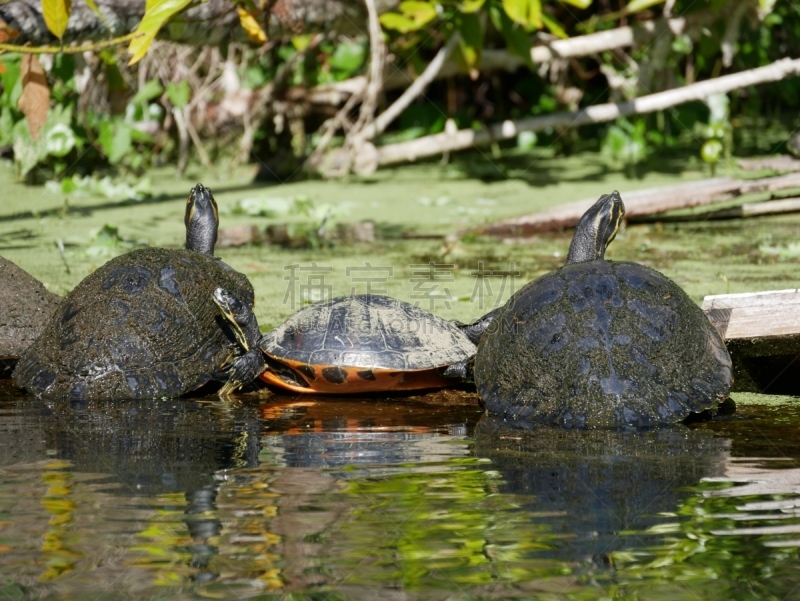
[1,380,799,600]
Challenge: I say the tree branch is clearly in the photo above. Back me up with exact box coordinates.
[309,12,719,105]
[372,58,800,169]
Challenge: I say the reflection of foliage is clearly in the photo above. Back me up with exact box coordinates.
[38,461,81,582]
[129,493,196,586]
[604,480,800,600]
[332,458,570,589]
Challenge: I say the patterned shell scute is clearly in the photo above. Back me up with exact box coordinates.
[13,248,254,400]
[474,261,732,428]
[262,294,476,370]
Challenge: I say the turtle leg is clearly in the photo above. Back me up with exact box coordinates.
[217,347,268,398]
[441,357,474,383]
[454,306,504,345]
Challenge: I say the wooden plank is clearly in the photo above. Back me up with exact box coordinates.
[480,172,800,237]
[703,289,800,311]
[702,289,800,340]
[702,289,800,394]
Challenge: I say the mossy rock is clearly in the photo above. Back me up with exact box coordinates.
[0,256,62,376]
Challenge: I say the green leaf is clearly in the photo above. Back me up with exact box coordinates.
[626,0,665,12]
[379,12,420,32]
[502,0,542,29]
[98,120,133,164]
[128,0,192,65]
[166,80,190,108]
[129,79,164,106]
[541,13,568,39]
[491,4,533,65]
[399,1,437,22]
[460,0,486,13]
[329,42,366,76]
[559,0,592,7]
[457,13,483,69]
[42,0,72,40]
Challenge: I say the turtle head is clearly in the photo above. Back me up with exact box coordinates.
[565,190,625,265]
[185,183,219,256]
[213,287,262,353]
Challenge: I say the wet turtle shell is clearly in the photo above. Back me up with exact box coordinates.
[0,256,61,376]
[13,248,253,400]
[259,294,477,393]
[474,260,732,428]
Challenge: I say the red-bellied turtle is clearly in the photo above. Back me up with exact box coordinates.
[13,184,254,401]
[474,190,733,428]
[211,291,479,394]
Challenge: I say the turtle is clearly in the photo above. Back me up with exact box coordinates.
[211,290,479,394]
[473,190,733,429]
[0,257,62,377]
[13,183,254,401]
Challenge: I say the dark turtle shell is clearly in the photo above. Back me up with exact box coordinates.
[474,260,732,428]
[13,248,253,400]
[0,257,61,360]
[260,294,476,387]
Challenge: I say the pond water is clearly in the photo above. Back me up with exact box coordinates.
[1,380,799,600]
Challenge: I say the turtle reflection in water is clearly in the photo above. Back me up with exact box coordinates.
[474,191,733,428]
[13,184,254,401]
[211,291,481,394]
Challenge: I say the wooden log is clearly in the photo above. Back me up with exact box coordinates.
[738,155,800,172]
[702,289,800,395]
[696,197,800,220]
[480,172,800,236]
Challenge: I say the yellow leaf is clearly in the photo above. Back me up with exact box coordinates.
[502,0,542,29]
[42,0,72,40]
[460,0,487,13]
[560,0,593,7]
[128,0,192,65]
[238,7,267,44]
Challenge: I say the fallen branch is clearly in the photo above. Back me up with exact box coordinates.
[309,13,717,105]
[373,58,800,170]
[645,196,800,222]
[481,172,800,236]
[738,155,800,172]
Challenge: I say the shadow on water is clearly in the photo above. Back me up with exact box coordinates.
[2,380,800,599]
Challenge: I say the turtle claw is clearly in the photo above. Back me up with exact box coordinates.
[217,348,267,398]
[218,378,243,399]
